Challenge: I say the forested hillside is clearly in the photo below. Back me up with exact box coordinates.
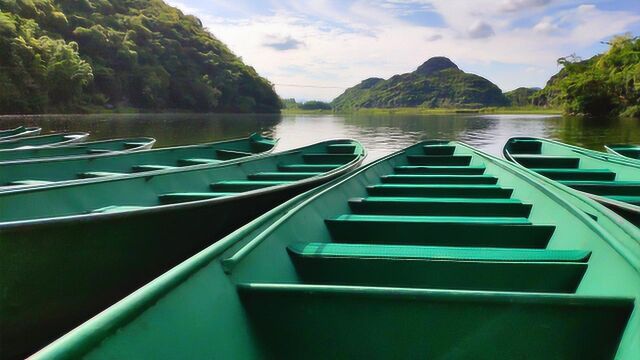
[535,35,640,118]
[0,0,280,114]
[332,57,508,110]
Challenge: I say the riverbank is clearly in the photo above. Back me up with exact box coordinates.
[282,106,562,115]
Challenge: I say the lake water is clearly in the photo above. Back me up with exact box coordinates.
[1,113,639,162]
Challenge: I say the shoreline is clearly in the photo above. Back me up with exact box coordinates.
[282,107,562,116]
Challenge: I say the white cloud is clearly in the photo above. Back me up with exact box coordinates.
[165,1,640,101]
[468,21,495,39]
[500,0,552,13]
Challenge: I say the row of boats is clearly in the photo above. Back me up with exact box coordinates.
[1,125,639,359]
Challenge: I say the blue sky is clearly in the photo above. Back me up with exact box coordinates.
[166,1,640,101]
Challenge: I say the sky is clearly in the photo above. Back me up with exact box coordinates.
[165,0,640,101]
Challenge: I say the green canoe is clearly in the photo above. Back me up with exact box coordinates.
[0,139,365,359]
[0,137,156,163]
[606,144,640,161]
[31,140,640,360]
[0,132,88,150]
[0,133,273,190]
[504,137,640,226]
[0,126,41,139]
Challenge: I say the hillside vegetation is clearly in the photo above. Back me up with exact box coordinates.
[332,57,508,110]
[535,35,640,118]
[0,0,280,114]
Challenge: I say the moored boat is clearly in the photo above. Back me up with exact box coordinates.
[0,132,88,150]
[504,137,640,226]
[0,137,155,163]
[29,140,640,359]
[606,144,640,161]
[0,133,273,189]
[0,126,41,139]
[0,139,365,359]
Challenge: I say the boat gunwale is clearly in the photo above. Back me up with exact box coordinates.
[0,132,89,150]
[0,137,157,165]
[0,126,42,140]
[604,144,640,162]
[0,134,270,165]
[0,138,364,229]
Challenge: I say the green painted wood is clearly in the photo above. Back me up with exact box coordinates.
[394,165,486,174]
[0,132,88,150]
[177,158,223,166]
[422,144,456,155]
[247,172,321,181]
[606,144,640,160]
[511,155,580,169]
[29,140,640,360]
[348,197,533,217]
[407,155,472,166]
[380,174,498,184]
[210,180,294,192]
[327,144,357,154]
[0,126,41,140]
[302,153,358,164]
[367,184,513,198]
[278,164,343,172]
[0,139,365,359]
[0,134,276,188]
[505,137,640,226]
[529,168,616,181]
[287,242,589,292]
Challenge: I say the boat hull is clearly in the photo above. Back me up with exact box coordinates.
[0,140,364,359]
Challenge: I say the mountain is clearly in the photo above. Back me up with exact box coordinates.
[332,57,508,109]
[505,87,540,106]
[0,0,280,114]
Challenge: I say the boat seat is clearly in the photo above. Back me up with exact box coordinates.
[530,168,616,181]
[123,142,148,149]
[302,154,356,164]
[287,242,589,292]
[91,205,148,214]
[237,283,632,359]
[78,171,127,178]
[380,174,498,185]
[559,180,640,196]
[178,158,223,166]
[422,144,456,155]
[210,180,293,192]
[327,144,356,154]
[366,184,513,198]
[394,165,486,175]
[325,214,555,248]
[159,192,234,204]
[8,180,54,186]
[132,164,176,172]
[512,155,580,169]
[216,149,252,160]
[278,164,341,172]
[348,197,532,217]
[248,172,321,181]
[407,155,472,166]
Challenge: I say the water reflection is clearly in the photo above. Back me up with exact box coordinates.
[1,113,638,163]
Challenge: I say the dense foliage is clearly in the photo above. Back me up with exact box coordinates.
[535,35,640,118]
[0,0,280,114]
[332,57,508,110]
[505,87,539,106]
[281,98,332,110]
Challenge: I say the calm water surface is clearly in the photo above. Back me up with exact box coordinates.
[1,113,639,162]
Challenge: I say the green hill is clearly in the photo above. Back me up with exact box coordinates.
[533,35,639,118]
[0,0,280,114]
[332,57,508,110]
[505,87,540,106]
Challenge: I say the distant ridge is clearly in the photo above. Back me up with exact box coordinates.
[332,57,508,109]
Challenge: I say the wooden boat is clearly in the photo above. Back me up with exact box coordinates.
[0,139,365,359]
[504,137,640,226]
[0,134,273,189]
[0,126,41,139]
[606,144,640,161]
[0,132,88,150]
[0,137,155,163]
[30,140,639,360]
